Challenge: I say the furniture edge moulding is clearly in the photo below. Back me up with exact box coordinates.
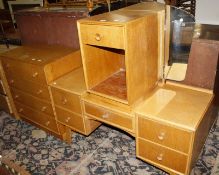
[0,59,19,118]
[44,50,82,83]
[125,13,160,105]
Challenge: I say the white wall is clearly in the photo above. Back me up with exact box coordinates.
[157,0,219,25]
[196,0,219,25]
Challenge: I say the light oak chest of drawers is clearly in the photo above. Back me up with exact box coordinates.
[136,84,217,175]
[50,67,101,136]
[0,46,82,137]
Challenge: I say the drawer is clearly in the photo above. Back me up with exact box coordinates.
[0,80,5,94]
[8,76,50,100]
[138,138,187,174]
[0,94,10,113]
[15,102,59,133]
[56,107,85,133]
[11,88,54,116]
[84,102,133,132]
[51,87,82,114]
[138,116,191,154]
[80,24,124,49]
[2,59,46,84]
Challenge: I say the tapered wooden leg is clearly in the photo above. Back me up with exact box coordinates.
[57,123,72,144]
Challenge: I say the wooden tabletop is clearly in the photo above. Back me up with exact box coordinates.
[136,84,213,131]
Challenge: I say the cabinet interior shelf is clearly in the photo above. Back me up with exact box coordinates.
[91,69,127,102]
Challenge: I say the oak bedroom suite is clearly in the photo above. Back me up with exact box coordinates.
[0,0,219,174]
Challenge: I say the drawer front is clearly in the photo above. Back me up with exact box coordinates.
[56,107,85,133]
[11,88,54,116]
[0,94,10,113]
[2,59,46,84]
[138,138,187,174]
[0,80,5,94]
[16,102,59,133]
[51,87,82,114]
[84,102,133,132]
[8,76,50,100]
[138,116,191,153]
[80,24,124,49]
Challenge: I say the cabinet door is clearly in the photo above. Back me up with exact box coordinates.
[45,14,79,49]
[16,13,47,45]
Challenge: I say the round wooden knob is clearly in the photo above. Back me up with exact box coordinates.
[95,33,101,41]
[14,94,19,99]
[62,98,67,105]
[158,132,165,141]
[32,72,39,78]
[65,117,71,123]
[41,106,47,112]
[45,121,50,126]
[18,108,23,113]
[10,79,14,84]
[102,113,109,119]
[36,89,43,95]
[157,154,163,161]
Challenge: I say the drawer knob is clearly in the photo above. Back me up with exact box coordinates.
[6,64,10,68]
[18,108,23,113]
[95,33,101,41]
[65,117,71,123]
[158,132,165,141]
[41,106,47,112]
[45,121,50,126]
[32,72,39,78]
[102,113,109,119]
[14,94,19,99]
[157,154,163,161]
[10,79,14,84]
[62,98,67,105]
[36,89,43,95]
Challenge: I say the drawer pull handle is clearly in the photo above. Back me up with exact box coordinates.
[6,64,10,68]
[36,89,43,95]
[14,95,19,99]
[62,98,67,105]
[65,117,71,123]
[157,154,163,161]
[41,106,47,112]
[158,132,165,141]
[18,108,23,113]
[10,80,14,84]
[45,121,50,126]
[32,72,39,78]
[95,33,101,41]
[102,113,109,119]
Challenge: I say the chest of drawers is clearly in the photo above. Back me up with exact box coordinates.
[0,46,82,137]
[50,67,101,136]
[136,84,217,175]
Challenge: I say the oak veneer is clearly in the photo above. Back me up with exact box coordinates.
[0,46,82,139]
[78,8,161,105]
[50,68,101,136]
[136,84,217,175]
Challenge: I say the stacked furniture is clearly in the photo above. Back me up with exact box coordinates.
[76,2,219,175]
[0,2,218,175]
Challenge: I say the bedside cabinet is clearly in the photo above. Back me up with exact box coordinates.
[136,84,217,175]
[0,46,82,138]
[50,67,101,139]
